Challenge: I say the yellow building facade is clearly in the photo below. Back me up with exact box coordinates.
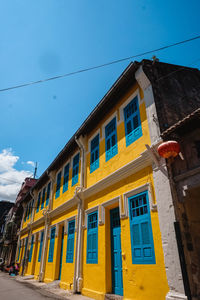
[17,62,174,300]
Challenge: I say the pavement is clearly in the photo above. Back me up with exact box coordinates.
[0,271,92,300]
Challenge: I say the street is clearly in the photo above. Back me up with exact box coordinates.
[0,272,62,300]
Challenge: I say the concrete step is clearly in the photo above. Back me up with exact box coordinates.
[105,294,123,300]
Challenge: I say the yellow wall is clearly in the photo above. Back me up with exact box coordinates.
[85,84,150,188]
[82,168,169,300]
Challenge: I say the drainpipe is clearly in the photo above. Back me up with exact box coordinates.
[73,135,85,293]
[39,171,55,282]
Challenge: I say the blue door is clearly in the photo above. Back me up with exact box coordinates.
[59,227,64,280]
[110,208,123,296]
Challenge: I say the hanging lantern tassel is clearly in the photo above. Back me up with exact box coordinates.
[157,141,182,159]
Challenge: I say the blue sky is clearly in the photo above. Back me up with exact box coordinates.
[0,0,200,201]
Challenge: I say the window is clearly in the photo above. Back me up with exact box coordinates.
[27,202,30,220]
[48,227,56,262]
[41,187,46,210]
[105,117,118,161]
[72,153,79,186]
[28,235,34,262]
[38,231,44,262]
[63,164,69,193]
[30,199,34,218]
[55,171,62,199]
[17,240,21,261]
[66,220,75,263]
[24,206,28,222]
[46,182,51,206]
[129,191,155,264]
[124,96,142,146]
[87,211,98,264]
[36,192,41,213]
[90,134,99,173]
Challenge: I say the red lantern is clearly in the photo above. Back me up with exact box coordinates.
[157,141,180,158]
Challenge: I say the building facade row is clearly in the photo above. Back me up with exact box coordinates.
[17,59,200,300]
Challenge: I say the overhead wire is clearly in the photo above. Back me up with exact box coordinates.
[0,35,200,92]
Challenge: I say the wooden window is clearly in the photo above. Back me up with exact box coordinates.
[90,134,99,173]
[63,164,69,193]
[124,96,142,146]
[38,231,44,262]
[66,220,75,263]
[41,187,46,210]
[72,153,79,186]
[55,171,62,199]
[48,227,56,262]
[87,211,98,264]
[129,191,155,264]
[36,192,41,213]
[105,117,118,161]
[46,182,51,206]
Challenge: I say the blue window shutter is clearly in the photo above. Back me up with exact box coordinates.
[90,134,99,173]
[46,182,51,206]
[124,96,142,147]
[30,200,34,217]
[129,191,155,264]
[105,117,118,162]
[48,227,56,262]
[63,164,69,193]
[28,235,34,262]
[36,192,41,213]
[87,211,98,264]
[17,241,21,261]
[27,203,30,220]
[24,205,28,221]
[66,220,75,263]
[38,231,44,262]
[55,172,61,199]
[41,187,46,210]
[72,153,79,186]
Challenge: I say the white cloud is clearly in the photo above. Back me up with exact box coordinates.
[0,148,33,202]
[26,161,35,168]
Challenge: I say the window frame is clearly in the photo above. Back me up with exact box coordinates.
[41,187,46,210]
[55,170,62,199]
[36,192,41,213]
[63,163,70,193]
[72,152,80,186]
[90,133,100,173]
[105,117,118,162]
[38,231,44,262]
[66,219,75,263]
[128,191,155,264]
[46,182,51,207]
[86,210,98,264]
[123,95,142,146]
[48,227,56,262]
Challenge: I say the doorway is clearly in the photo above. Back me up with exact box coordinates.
[110,207,123,296]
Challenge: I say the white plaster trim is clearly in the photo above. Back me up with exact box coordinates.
[135,66,160,144]
[166,291,187,300]
[123,183,156,215]
[56,166,63,182]
[84,205,99,228]
[119,88,141,124]
[99,196,121,225]
[102,111,118,139]
[82,149,152,199]
[64,216,76,235]
[88,129,101,149]
[38,230,44,242]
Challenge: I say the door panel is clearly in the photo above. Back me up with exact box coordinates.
[110,208,123,296]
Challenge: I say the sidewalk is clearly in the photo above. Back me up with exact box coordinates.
[15,275,92,300]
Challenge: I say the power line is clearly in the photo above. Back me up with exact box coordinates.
[0,35,200,93]
[0,176,22,184]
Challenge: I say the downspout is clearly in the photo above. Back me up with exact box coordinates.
[39,171,55,282]
[73,135,85,293]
